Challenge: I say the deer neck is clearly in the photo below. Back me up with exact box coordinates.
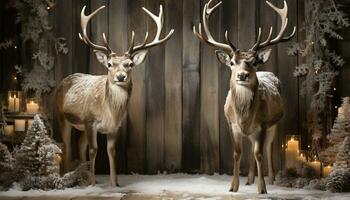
[230,80,258,120]
[104,79,131,116]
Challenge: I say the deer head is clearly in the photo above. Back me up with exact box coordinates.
[79,5,174,86]
[193,0,295,89]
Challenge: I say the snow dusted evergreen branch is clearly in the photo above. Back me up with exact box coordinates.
[8,0,69,98]
[287,0,349,157]
[0,40,14,50]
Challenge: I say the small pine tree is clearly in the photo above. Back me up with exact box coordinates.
[320,97,350,164]
[0,142,14,190]
[13,115,61,177]
[334,137,350,170]
[326,137,350,192]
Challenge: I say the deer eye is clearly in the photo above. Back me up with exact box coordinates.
[230,61,234,66]
[129,63,134,67]
[108,63,112,68]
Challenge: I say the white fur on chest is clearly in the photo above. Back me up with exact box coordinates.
[95,85,128,134]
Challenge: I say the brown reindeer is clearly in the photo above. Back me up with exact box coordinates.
[55,4,174,186]
[193,0,295,194]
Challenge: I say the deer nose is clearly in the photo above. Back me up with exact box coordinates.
[116,74,126,82]
[237,72,249,81]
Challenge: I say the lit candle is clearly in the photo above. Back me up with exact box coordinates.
[8,95,20,112]
[27,119,33,128]
[323,165,333,177]
[309,159,321,177]
[4,124,14,136]
[54,154,62,163]
[285,137,300,168]
[15,119,26,132]
[297,153,306,163]
[26,101,39,113]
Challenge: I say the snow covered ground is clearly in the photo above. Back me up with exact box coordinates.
[0,174,349,200]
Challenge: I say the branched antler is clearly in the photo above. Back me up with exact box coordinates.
[193,0,235,53]
[79,6,115,55]
[126,5,174,55]
[250,0,296,51]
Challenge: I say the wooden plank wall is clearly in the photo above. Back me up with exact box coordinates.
[49,0,304,175]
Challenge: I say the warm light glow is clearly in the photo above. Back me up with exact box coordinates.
[14,76,17,80]
[14,46,17,49]
[54,154,62,163]
[291,138,294,141]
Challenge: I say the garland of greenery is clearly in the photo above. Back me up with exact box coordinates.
[287,0,349,157]
[8,0,68,98]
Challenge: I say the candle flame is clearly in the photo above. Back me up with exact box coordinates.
[291,138,294,141]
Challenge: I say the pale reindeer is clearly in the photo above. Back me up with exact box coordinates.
[55,5,174,186]
[193,0,295,194]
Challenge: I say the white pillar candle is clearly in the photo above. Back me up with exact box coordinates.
[323,165,332,177]
[26,101,39,113]
[27,119,34,128]
[15,119,26,132]
[8,95,20,112]
[309,160,321,177]
[4,125,14,136]
[285,138,300,168]
[297,153,306,162]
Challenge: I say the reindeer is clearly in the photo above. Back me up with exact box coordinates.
[193,0,295,194]
[55,4,174,187]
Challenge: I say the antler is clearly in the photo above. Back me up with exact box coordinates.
[79,6,115,55]
[126,5,174,55]
[193,0,236,53]
[250,0,296,51]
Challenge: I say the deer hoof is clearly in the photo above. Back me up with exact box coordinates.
[258,187,267,194]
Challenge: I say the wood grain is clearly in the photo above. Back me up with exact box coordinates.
[164,0,182,173]
[199,0,220,174]
[126,0,147,174]
[181,0,201,173]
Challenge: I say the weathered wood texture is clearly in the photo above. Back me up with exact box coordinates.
[4,0,350,175]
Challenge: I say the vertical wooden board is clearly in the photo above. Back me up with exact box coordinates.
[297,0,307,150]
[109,0,128,174]
[73,0,89,74]
[182,0,201,173]
[164,0,182,173]
[219,0,238,175]
[257,0,279,73]
[53,0,74,143]
[276,0,299,170]
[145,0,165,174]
[126,0,146,174]
[236,0,256,175]
[199,0,220,174]
[89,0,109,75]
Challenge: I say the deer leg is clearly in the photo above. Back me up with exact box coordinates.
[230,131,242,192]
[252,132,267,194]
[79,131,88,162]
[87,125,98,186]
[107,133,118,187]
[60,119,72,172]
[266,125,276,184]
[246,139,256,185]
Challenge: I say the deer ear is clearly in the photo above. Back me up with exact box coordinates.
[257,48,272,64]
[95,51,109,68]
[215,50,231,66]
[132,50,148,66]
